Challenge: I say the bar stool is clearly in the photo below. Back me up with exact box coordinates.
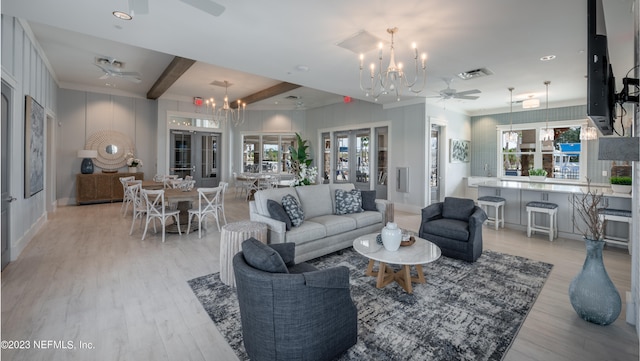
[598,208,632,255]
[526,201,558,242]
[477,196,506,230]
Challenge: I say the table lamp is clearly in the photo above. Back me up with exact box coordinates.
[77,150,98,174]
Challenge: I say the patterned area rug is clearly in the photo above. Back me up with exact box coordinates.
[188,249,553,361]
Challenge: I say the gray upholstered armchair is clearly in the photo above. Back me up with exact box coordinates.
[233,238,357,361]
[418,197,487,262]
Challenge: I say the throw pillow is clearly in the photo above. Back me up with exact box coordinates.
[241,237,288,273]
[267,199,292,231]
[282,194,305,227]
[361,190,377,211]
[335,189,363,215]
[442,197,476,221]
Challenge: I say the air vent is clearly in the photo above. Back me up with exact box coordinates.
[337,30,384,54]
[456,67,494,80]
[210,80,232,87]
[285,95,301,100]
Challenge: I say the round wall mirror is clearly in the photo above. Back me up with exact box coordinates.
[106,144,118,155]
[85,130,135,170]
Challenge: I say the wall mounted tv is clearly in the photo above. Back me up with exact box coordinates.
[587,0,616,136]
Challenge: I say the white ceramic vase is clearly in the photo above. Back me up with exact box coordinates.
[381,222,402,251]
[128,167,137,173]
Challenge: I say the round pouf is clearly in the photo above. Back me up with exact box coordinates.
[219,220,268,287]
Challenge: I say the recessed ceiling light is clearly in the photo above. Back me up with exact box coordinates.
[112,11,132,20]
[540,55,556,61]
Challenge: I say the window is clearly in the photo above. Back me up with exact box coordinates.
[242,134,297,174]
[498,121,587,180]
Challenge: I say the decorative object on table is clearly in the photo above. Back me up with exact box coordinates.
[400,236,416,247]
[528,168,547,182]
[569,178,621,326]
[24,95,45,198]
[189,248,553,361]
[610,176,632,194]
[85,130,135,171]
[77,149,98,174]
[381,222,402,251]
[289,133,317,186]
[125,152,143,173]
[449,139,470,163]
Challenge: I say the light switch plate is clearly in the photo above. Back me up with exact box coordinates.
[602,170,607,177]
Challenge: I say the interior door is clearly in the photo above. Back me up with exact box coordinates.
[2,81,13,269]
[170,130,221,188]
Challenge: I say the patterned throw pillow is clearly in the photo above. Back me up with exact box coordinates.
[282,194,305,227]
[335,189,363,215]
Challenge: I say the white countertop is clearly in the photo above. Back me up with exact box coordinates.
[476,179,631,198]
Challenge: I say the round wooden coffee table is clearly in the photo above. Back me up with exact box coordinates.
[353,233,441,294]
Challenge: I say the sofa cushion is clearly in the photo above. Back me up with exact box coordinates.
[241,237,288,273]
[295,184,333,219]
[282,194,305,227]
[335,189,363,215]
[267,200,292,231]
[361,190,377,211]
[307,215,357,237]
[285,221,326,244]
[344,210,383,228]
[442,197,476,222]
[423,218,470,241]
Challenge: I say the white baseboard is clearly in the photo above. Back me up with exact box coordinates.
[11,213,47,261]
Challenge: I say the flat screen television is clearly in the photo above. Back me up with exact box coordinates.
[587,0,616,136]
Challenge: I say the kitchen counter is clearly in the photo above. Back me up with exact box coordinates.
[476,180,632,241]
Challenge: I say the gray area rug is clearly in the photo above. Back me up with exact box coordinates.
[188,248,553,361]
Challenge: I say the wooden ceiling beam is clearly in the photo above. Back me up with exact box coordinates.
[230,82,301,108]
[146,56,196,100]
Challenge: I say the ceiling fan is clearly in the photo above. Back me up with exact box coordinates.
[428,78,481,101]
[94,57,142,83]
[127,0,225,17]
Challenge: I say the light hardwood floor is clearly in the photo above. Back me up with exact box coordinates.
[1,193,638,361]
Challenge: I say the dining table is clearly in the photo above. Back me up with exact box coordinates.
[163,188,200,233]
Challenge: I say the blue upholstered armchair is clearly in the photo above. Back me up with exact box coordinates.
[418,197,487,262]
[233,238,357,361]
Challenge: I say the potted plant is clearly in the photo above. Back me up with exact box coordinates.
[289,133,318,186]
[569,178,621,325]
[610,176,632,194]
[528,168,547,182]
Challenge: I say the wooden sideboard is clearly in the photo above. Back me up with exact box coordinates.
[76,172,144,205]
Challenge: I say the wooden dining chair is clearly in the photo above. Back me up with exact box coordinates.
[119,176,136,215]
[187,187,223,238]
[141,189,181,242]
[128,182,146,235]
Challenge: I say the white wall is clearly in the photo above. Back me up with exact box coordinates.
[57,89,157,205]
[306,99,472,214]
[1,16,58,260]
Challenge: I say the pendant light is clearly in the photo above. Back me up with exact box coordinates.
[540,81,554,141]
[506,87,519,144]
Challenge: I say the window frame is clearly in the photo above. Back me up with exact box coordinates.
[241,133,297,174]
[496,119,589,182]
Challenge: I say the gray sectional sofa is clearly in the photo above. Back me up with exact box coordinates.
[249,183,389,263]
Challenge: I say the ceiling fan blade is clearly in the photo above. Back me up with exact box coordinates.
[179,0,226,16]
[454,95,480,100]
[99,73,110,80]
[112,71,142,83]
[455,89,481,96]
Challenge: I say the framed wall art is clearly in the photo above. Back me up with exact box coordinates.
[450,139,470,163]
[24,95,45,198]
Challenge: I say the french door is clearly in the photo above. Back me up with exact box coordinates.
[333,129,370,190]
[430,124,441,204]
[170,130,221,188]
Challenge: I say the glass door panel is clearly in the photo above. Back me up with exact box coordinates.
[321,132,330,184]
[281,135,296,175]
[170,130,193,179]
[198,133,220,187]
[262,135,279,173]
[430,125,440,204]
[243,135,260,173]
[355,131,370,187]
[375,127,388,199]
[334,132,349,182]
